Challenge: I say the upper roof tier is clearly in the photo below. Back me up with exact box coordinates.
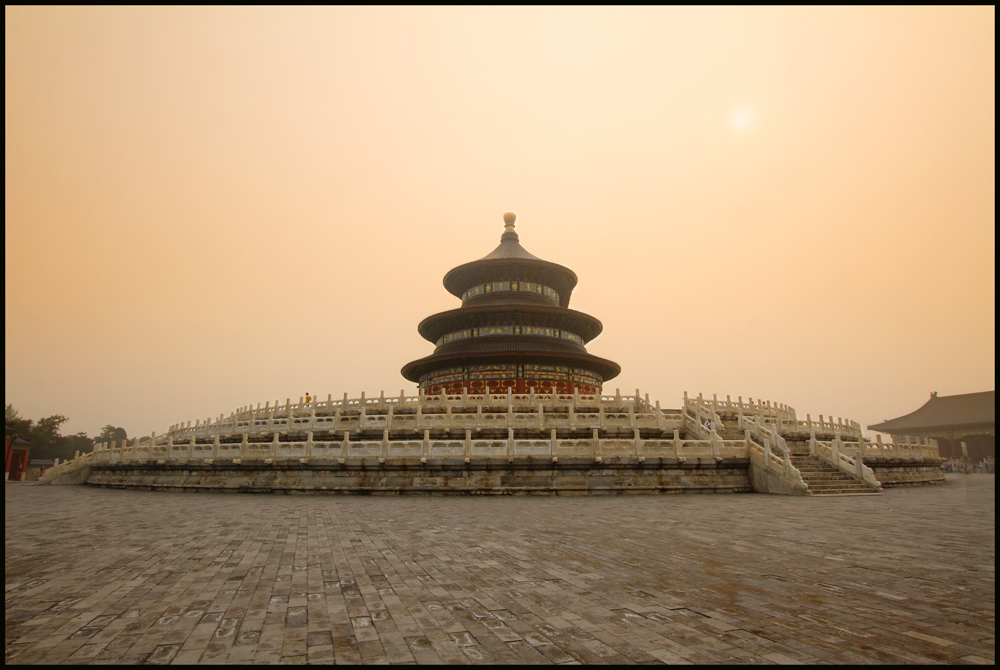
[442,213,579,309]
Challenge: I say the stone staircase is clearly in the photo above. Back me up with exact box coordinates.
[788,452,880,495]
[704,412,881,495]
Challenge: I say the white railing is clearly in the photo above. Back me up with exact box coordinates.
[793,414,863,438]
[688,392,797,422]
[857,434,939,460]
[682,393,727,439]
[82,427,753,465]
[739,414,808,493]
[150,389,683,447]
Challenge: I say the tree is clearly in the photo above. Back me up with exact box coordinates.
[97,425,128,445]
[62,432,95,459]
[5,404,32,435]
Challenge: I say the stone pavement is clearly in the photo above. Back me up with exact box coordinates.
[5,475,994,665]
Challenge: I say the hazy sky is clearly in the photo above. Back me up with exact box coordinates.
[6,7,995,439]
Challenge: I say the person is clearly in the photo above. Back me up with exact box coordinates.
[305,392,311,404]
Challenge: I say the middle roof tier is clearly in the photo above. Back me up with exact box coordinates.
[416,303,605,344]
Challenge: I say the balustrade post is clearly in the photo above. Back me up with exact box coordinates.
[634,428,641,458]
[655,400,662,430]
[673,429,681,455]
[551,428,558,454]
[306,431,313,458]
[465,429,472,458]
[342,430,350,458]
[592,428,600,457]
[508,427,515,457]
[383,429,390,458]
[809,431,817,456]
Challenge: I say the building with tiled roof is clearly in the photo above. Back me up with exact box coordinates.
[868,391,994,461]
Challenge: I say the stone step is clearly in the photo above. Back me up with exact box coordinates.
[788,453,880,495]
[807,482,873,490]
[809,490,882,496]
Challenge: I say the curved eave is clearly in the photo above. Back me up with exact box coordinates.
[442,258,579,308]
[867,420,996,435]
[401,349,621,384]
[416,304,604,343]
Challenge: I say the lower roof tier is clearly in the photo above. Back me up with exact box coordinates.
[401,347,621,385]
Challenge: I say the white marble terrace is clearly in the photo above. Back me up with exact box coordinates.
[46,391,938,493]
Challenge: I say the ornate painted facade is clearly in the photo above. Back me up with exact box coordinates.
[401,213,620,395]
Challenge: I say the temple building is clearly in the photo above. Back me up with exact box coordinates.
[868,391,995,462]
[401,213,620,396]
[5,421,32,481]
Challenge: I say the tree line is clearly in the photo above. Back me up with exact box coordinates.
[5,404,148,462]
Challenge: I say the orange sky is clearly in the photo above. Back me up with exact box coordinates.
[5,7,995,438]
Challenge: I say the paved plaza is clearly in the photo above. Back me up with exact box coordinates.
[5,477,995,665]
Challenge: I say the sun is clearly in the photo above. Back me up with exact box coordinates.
[732,108,753,130]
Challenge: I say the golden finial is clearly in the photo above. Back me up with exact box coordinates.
[503,211,516,234]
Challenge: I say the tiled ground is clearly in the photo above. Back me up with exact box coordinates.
[5,475,994,665]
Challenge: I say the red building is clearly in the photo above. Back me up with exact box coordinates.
[868,391,995,461]
[5,421,32,481]
[402,213,620,395]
